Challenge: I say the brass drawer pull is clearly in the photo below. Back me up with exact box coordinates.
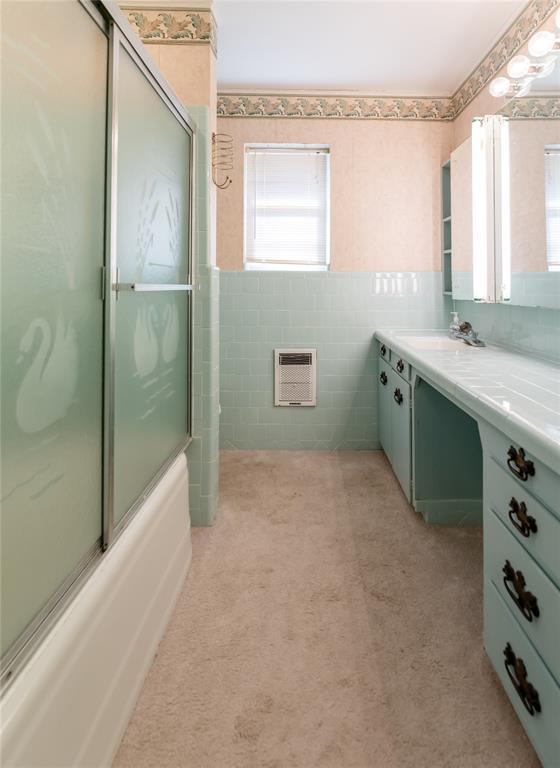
[379,371,388,386]
[507,446,535,482]
[503,643,541,716]
[380,344,387,357]
[393,388,403,405]
[502,560,539,622]
[396,358,404,373]
[508,497,537,538]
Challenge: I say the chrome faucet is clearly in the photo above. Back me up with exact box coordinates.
[449,312,485,347]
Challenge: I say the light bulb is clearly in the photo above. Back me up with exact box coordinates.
[489,76,511,98]
[507,54,531,79]
[528,30,556,58]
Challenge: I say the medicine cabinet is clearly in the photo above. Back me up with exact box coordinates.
[446,110,560,309]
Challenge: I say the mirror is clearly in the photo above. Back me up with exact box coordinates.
[447,109,560,308]
[503,118,560,308]
[448,116,506,304]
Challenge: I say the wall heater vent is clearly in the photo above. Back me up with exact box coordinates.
[274,349,316,406]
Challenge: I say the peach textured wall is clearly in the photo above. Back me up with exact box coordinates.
[452,86,507,151]
[147,43,218,266]
[145,43,216,124]
[217,117,452,271]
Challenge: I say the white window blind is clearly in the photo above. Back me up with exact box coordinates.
[244,145,330,270]
[545,147,560,272]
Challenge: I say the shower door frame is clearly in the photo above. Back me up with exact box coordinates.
[102,2,196,550]
[1,0,195,690]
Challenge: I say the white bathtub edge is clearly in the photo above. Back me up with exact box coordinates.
[0,452,191,768]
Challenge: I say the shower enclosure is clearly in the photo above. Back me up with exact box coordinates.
[0,0,194,687]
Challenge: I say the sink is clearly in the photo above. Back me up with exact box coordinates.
[404,336,477,351]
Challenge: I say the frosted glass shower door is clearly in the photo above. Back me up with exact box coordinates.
[0,2,107,656]
[113,43,192,524]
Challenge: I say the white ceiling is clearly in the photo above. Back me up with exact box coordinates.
[214,0,528,95]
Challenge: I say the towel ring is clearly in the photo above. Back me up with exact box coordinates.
[212,132,233,189]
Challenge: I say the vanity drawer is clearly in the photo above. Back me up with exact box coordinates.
[390,355,410,382]
[378,358,392,459]
[484,580,560,768]
[480,422,560,515]
[485,457,560,587]
[485,509,560,678]
[388,368,411,502]
[378,341,390,362]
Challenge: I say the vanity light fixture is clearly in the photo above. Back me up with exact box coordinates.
[489,76,512,98]
[528,29,557,58]
[507,54,531,79]
[489,12,560,98]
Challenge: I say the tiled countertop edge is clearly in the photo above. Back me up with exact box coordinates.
[374,330,560,474]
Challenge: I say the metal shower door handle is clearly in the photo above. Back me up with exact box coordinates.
[115,282,193,293]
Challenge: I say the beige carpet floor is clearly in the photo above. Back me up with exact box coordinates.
[114,450,540,768]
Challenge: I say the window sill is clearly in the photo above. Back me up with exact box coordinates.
[244,263,329,272]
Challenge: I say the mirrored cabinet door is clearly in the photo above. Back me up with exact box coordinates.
[507,118,560,309]
[447,109,559,308]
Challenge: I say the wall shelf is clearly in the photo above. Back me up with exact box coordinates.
[441,161,452,295]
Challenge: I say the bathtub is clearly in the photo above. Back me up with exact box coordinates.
[0,453,191,768]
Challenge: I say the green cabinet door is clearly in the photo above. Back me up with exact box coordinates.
[389,368,412,502]
[378,358,392,460]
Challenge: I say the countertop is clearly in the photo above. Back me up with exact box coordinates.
[375,329,560,473]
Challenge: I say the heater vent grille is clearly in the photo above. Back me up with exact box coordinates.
[274,349,316,406]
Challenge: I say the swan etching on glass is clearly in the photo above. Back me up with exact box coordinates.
[133,304,159,378]
[161,302,179,364]
[16,315,79,434]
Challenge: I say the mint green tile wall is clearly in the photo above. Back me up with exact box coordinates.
[220,271,450,450]
[186,105,219,526]
[455,301,560,363]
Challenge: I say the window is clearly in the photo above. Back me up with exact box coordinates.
[244,145,330,271]
[545,146,560,272]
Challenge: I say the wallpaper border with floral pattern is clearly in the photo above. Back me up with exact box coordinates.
[499,96,560,119]
[216,93,455,121]
[123,6,217,54]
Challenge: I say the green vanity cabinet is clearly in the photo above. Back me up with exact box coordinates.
[389,367,412,502]
[377,345,411,502]
[378,358,392,458]
[375,330,560,765]
[480,420,560,767]
[483,580,560,767]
